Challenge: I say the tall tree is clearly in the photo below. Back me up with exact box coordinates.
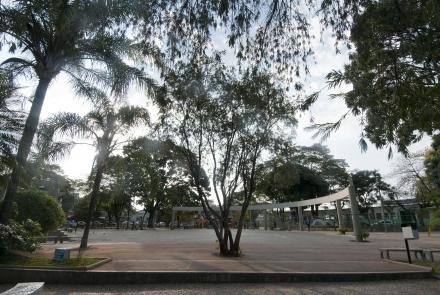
[0,0,157,223]
[37,97,149,248]
[159,54,296,256]
[310,0,440,155]
[256,157,329,204]
[100,156,131,229]
[290,144,349,192]
[352,170,395,215]
[420,135,440,207]
[123,137,204,228]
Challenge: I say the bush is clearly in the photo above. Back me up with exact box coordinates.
[15,189,65,233]
[0,219,42,256]
[337,227,348,234]
[429,209,440,235]
[358,231,370,241]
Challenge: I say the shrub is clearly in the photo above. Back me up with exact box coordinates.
[358,231,370,241]
[0,219,42,256]
[15,189,65,233]
[429,209,440,236]
[337,227,348,234]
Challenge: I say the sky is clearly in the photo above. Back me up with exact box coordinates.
[1,20,432,187]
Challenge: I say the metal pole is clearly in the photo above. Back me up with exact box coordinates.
[298,206,303,231]
[380,197,388,232]
[171,209,176,229]
[349,175,362,242]
[404,239,412,264]
[264,210,268,230]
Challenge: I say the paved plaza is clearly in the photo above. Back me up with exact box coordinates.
[37,229,440,273]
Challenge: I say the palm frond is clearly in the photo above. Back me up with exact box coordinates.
[35,140,74,162]
[38,112,94,154]
[117,105,150,128]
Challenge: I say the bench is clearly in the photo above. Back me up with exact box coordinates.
[423,249,440,262]
[38,236,81,244]
[379,248,425,260]
[0,282,44,295]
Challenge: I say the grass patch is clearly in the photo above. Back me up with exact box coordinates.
[0,254,104,268]
[412,260,440,275]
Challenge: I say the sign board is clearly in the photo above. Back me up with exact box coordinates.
[53,248,70,262]
[402,226,419,240]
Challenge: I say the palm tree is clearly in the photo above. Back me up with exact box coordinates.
[0,1,158,223]
[0,69,24,191]
[38,97,149,249]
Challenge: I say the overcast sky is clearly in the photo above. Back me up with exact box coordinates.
[2,20,431,187]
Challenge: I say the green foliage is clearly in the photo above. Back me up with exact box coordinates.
[0,219,41,256]
[256,144,348,203]
[15,189,65,233]
[23,160,78,212]
[415,135,440,207]
[0,0,157,91]
[425,135,440,189]
[38,99,149,162]
[124,137,202,209]
[317,0,440,154]
[337,227,348,234]
[429,209,440,235]
[73,196,94,222]
[159,54,297,255]
[0,0,158,223]
[0,69,24,189]
[352,170,395,213]
[0,254,103,268]
[358,231,370,241]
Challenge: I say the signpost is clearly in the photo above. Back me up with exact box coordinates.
[401,225,419,264]
[53,248,70,262]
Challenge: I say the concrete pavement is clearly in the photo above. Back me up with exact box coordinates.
[35,229,439,273]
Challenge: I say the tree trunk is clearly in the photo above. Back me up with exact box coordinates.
[126,209,130,230]
[116,217,121,229]
[147,203,156,228]
[80,160,105,249]
[0,78,51,224]
[140,210,148,230]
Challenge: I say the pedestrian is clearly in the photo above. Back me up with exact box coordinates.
[305,217,311,231]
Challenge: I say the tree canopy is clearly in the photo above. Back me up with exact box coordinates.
[312,0,440,155]
[159,53,297,255]
[352,170,395,214]
[256,144,348,204]
[14,189,65,233]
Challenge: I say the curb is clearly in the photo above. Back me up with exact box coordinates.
[382,259,434,272]
[0,269,432,284]
[0,258,111,271]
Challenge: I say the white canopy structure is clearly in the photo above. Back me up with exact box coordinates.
[172,177,362,241]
